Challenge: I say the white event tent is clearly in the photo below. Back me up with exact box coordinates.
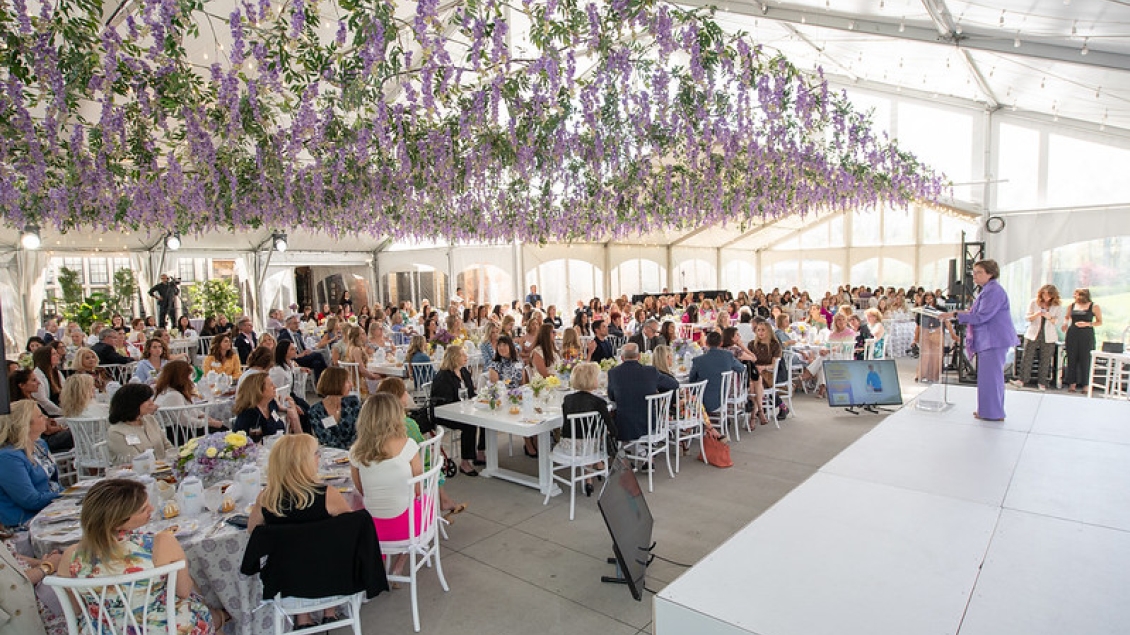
[2,0,1129,349]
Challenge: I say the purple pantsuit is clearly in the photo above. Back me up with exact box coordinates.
[957,279,1015,420]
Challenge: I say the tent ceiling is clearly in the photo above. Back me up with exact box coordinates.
[681,0,1130,130]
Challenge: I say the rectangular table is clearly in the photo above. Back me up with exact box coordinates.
[433,400,563,497]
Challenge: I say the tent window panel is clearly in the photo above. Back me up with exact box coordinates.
[1047,134,1130,208]
[996,123,1040,210]
[851,258,879,285]
[801,260,833,293]
[939,215,978,244]
[1000,257,1033,333]
[881,258,914,289]
[178,260,197,283]
[765,260,799,290]
[883,209,915,245]
[676,259,715,291]
[568,259,600,305]
[896,102,974,202]
[852,210,881,247]
[1041,236,1130,343]
[828,216,845,247]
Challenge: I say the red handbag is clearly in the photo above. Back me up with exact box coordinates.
[700,431,733,468]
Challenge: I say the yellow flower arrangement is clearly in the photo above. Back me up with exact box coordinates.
[224,432,249,448]
[205,447,219,458]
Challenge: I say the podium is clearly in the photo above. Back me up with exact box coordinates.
[911,306,954,413]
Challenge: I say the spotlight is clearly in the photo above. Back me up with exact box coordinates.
[20,223,41,250]
[166,231,181,251]
[273,232,288,252]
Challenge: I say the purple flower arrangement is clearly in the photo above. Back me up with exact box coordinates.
[175,432,259,486]
[0,1,947,243]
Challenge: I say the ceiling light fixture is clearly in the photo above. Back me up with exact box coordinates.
[165,231,181,251]
[20,223,41,250]
[273,232,288,252]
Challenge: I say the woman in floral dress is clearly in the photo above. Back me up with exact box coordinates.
[57,479,215,634]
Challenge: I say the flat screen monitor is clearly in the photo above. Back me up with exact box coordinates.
[597,454,653,601]
[823,359,903,408]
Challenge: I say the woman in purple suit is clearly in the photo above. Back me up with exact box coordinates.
[941,260,1014,421]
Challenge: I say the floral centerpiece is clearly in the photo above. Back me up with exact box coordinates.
[429,329,456,353]
[529,374,562,397]
[598,357,619,372]
[175,431,258,487]
[507,386,523,405]
[672,339,701,358]
[555,359,578,381]
[640,352,653,366]
[481,382,504,410]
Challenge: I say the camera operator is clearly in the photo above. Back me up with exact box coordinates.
[148,273,181,329]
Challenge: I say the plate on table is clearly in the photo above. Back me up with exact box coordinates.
[40,506,82,521]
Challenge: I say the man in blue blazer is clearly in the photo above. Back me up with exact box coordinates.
[608,343,679,443]
[277,314,329,381]
[690,331,745,412]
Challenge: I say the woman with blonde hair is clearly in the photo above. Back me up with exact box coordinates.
[431,346,485,471]
[59,373,108,419]
[344,325,382,392]
[864,308,886,357]
[375,378,466,520]
[69,346,109,391]
[560,327,583,361]
[652,344,677,378]
[500,314,516,339]
[351,393,424,548]
[247,433,353,626]
[57,478,214,634]
[0,401,62,527]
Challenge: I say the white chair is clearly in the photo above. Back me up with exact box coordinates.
[621,391,674,493]
[379,464,449,632]
[154,403,211,446]
[338,362,362,397]
[101,362,139,385]
[409,362,441,406]
[669,380,707,474]
[544,411,609,520]
[759,358,782,429]
[291,366,312,401]
[775,352,797,416]
[606,335,627,353]
[724,367,752,441]
[416,427,452,538]
[268,592,364,635]
[676,323,694,341]
[46,560,187,635]
[54,450,77,486]
[714,370,735,442]
[864,337,887,360]
[65,416,110,479]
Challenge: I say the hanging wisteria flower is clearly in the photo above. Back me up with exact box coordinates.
[0,0,947,243]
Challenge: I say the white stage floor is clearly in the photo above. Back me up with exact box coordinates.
[654,385,1130,635]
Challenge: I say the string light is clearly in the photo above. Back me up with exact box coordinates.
[1014,33,1021,48]
[1081,38,1089,56]
[898,19,905,33]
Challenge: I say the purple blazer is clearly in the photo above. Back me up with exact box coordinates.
[957,279,1016,354]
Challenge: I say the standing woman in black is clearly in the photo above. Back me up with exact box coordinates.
[430,345,484,475]
[1062,288,1102,393]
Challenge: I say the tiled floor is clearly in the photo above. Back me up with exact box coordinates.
[343,360,947,634]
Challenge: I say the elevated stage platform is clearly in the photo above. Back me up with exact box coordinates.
[655,385,1130,635]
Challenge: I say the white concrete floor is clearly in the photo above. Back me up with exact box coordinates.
[338,359,1085,634]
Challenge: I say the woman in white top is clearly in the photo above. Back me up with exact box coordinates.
[1011,284,1064,391]
[30,346,64,417]
[59,373,109,419]
[351,393,423,578]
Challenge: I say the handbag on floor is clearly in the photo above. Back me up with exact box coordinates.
[699,431,733,468]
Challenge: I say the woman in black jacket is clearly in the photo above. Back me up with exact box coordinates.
[560,361,613,496]
[430,346,484,475]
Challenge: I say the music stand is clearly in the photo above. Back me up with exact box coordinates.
[911,306,954,413]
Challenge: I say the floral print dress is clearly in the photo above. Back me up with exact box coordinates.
[68,532,212,635]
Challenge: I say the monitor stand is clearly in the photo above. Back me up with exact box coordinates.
[601,556,629,586]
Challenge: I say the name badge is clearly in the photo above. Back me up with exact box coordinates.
[322,416,338,429]
[125,434,142,446]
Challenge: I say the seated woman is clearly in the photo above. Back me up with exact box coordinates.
[31,346,64,418]
[60,373,109,420]
[344,326,382,394]
[175,316,198,340]
[749,321,786,422]
[529,324,558,380]
[802,312,856,397]
[9,369,74,452]
[0,401,62,528]
[236,346,275,390]
[153,360,225,437]
[70,346,109,392]
[107,384,174,464]
[202,333,242,381]
[863,308,886,358]
[57,479,214,634]
[247,434,353,627]
[559,327,583,361]
[132,338,168,384]
[431,346,485,473]
[560,362,612,497]
[486,336,524,386]
[307,368,362,450]
[351,393,423,579]
[479,323,500,362]
[519,313,543,364]
[232,373,300,442]
[375,378,466,521]
[572,311,591,337]
[805,304,828,331]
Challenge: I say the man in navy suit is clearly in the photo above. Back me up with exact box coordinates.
[233,317,258,365]
[277,314,328,381]
[690,331,745,413]
[608,343,679,443]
